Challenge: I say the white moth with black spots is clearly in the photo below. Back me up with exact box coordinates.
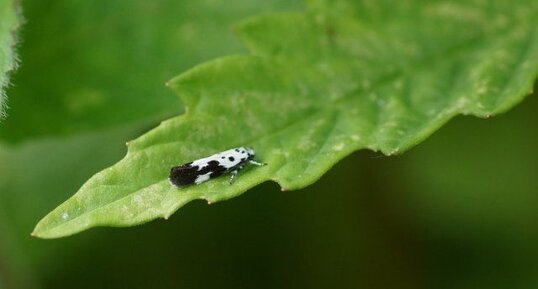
[169,147,265,187]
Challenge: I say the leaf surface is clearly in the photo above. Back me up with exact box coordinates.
[0,0,20,119]
[34,0,538,238]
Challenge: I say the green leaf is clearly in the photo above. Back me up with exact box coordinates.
[33,0,538,238]
[0,0,302,141]
[0,0,20,119]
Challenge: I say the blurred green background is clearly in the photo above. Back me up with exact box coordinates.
[1,1,537,289]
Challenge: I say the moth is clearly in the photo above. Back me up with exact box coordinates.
[169,147,265,187]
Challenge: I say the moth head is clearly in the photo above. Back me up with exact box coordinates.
[245,147,255,159]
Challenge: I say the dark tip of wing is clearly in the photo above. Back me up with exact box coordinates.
[169,164,199,187]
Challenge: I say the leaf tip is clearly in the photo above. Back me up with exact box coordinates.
[29,229,53,240]
[30,223,51,239]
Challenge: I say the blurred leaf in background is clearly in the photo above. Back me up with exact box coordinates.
[0,0,20,118]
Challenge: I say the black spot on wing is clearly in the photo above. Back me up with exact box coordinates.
[169,164,199,187]
[228,156,235,162]
[199,160,227,179]
[210,170,226,179]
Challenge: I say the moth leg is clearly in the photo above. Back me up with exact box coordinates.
[229,164,247,184]
[249,160,266,166]
[229,170,239,184]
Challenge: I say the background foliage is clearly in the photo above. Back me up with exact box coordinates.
[1,0,537,288]
[0,0,19,118]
